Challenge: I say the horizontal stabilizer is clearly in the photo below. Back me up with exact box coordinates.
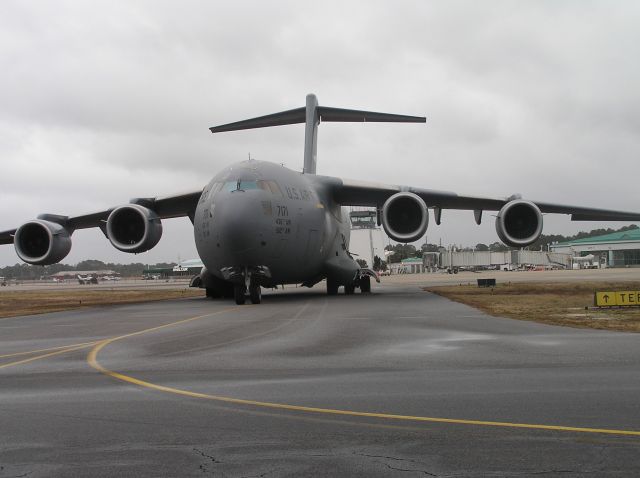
[210,107,306,133]
[209,106,425,133]
[209,93,426,175]
[317,106,425,124]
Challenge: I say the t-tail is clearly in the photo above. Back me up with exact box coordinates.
[209,94,426,174]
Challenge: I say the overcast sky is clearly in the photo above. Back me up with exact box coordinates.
[1,1,639,266]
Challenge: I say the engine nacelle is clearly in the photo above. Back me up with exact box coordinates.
[381,192,429,243]
[14,220,72,265]
[495,200,543,248]
[106,204,162,253]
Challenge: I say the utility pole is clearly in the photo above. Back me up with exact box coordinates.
[368,228,375,268]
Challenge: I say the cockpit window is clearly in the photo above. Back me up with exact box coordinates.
[262,180,283,196]
[224,180,257,191]
[223,180,283,196]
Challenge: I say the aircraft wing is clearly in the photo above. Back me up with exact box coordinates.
[0,189,203,245]
[0,229,16,245]
[313,175,640,222]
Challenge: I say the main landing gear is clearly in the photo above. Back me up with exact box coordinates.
[360,275,371,293]
[326,275,372,295]
[326,278,339,296]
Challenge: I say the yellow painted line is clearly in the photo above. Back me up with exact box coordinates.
[1,306,236,369]
[0,343,95,370]
[90,307,239,344]
[0,341,99,359]
[87,308,640,438]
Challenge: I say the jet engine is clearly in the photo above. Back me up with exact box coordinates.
[495,200,543,247]
[106,204,162,253]
[14,220,72,265]
[381,192,429,243]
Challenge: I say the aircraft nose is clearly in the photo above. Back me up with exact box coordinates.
[214,195,266,257]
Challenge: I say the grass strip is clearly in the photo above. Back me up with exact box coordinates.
[0,288,204,319]
[425,281,640,332]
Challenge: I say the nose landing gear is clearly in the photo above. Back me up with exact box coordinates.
[234,283,262,305]
[249,284,261,304]
[222,265,270,305]
[233,284,246,305]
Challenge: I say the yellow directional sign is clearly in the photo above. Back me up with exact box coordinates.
[595,291,640,307]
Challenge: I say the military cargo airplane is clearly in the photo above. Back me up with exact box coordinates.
[2,94,640,304]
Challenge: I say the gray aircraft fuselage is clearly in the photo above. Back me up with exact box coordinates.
[194,160,357,288]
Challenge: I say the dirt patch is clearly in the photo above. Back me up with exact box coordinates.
[0,288,204,319]
[424,281,640,332]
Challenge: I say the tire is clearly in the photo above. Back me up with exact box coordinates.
[234,285,246,305]
[222,282,235,299]
[249,284,262,304]
[206,287,221,299]
[327,278,339,296]
[360,276,371,293]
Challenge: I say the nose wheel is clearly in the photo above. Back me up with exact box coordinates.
[233,284,246,305]
[233,283,262,305]
[249,284,261,304]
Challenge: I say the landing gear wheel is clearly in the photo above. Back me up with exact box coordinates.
[249,284,262,304]
[327,278,339,296]
[234,285,246,305]
[360,276,371,293]
[222,284,235,299]
[344,284,355,295]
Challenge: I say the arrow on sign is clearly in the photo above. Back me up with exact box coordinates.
[603,294,610,303]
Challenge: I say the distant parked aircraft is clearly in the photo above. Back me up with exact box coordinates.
[77,275,98,285]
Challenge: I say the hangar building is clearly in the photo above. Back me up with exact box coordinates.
[50,270,119,280]
[550,229,640,267]
[144,259,204,278]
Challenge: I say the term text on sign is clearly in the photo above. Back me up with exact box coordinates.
[594,291,640,307]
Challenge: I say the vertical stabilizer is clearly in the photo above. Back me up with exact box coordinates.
[303,94,319,175]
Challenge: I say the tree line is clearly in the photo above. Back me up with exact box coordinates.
[0,260,177,280]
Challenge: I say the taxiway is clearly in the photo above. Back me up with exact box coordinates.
[1,280,639,477]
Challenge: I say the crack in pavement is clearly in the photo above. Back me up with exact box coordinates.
[354,452,438,476]
[240,468,282,478]
[193,448,222,475]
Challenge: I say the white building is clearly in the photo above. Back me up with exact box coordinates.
[550,229,640,267]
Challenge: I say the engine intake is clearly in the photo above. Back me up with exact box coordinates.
[381,192,429,243]
[495,200,543,247]
[14,220,72,265]
[106,204,162,253]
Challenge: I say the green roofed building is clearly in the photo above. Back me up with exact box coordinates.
[550,229,640,267]
[389,257,425,274]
